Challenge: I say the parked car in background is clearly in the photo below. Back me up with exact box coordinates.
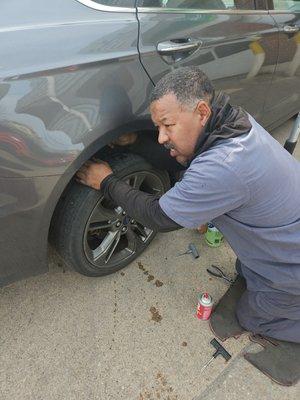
[0,0,299,286]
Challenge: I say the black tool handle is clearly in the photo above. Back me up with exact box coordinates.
[207,265,234,284]
[207,266,223,278]
[210,338,231,362]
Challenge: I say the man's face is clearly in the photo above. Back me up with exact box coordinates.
[150,93,210,164]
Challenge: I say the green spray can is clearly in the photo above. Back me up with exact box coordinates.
[205,223,224,248]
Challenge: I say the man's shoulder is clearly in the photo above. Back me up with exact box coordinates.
[190,132,260,178]
[191,115,274,170]
[191,135,246,166]
[187,144,244,183]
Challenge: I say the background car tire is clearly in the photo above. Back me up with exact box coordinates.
[50,152,170,277]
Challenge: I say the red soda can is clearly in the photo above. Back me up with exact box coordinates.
[197,292,213,320]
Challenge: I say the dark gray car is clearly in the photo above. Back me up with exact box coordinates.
[0,0,299,286]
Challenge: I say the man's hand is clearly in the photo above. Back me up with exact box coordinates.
[109,132,138,148]
[76,160,113,190]
[197,224,208,234]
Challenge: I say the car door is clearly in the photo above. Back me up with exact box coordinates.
[136,0,279,124]
[263,0,300,126]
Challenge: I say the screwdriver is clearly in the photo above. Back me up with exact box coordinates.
[200,338,232,372]
[177,243,199,259]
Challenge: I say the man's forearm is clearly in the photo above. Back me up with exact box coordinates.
[101,174,182,232]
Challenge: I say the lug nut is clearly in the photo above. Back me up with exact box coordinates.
[121,227,127,232]
[130,219,135,224]
[107,220,111,224]
[116,221,121,227]
[122,211,126,216]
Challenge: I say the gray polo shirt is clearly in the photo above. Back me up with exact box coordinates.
[159,116,300,295]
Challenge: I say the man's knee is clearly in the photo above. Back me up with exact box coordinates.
[235,290,258,331]
[235,290,300,343]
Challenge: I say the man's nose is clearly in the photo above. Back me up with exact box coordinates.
[158,128,168,144]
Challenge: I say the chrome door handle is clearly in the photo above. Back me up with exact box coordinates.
[283,25,299,33]
[157,39,201,55]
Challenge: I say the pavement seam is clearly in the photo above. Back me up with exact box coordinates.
[192,342,254,400]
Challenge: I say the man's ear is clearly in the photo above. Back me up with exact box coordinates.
[195,100,211,127]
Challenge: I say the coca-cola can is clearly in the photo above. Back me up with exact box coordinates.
[197,292,213,320]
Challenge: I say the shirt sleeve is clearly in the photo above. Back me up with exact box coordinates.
[159,156,250,228]
[101,174,182,232]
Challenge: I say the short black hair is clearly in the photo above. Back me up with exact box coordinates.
[150,66,214,108]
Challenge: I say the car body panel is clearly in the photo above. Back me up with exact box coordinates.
[136,4,279,125]
[0,0,155,285]
[263,2,300,126]
[0,0,152,179]
[0,175,59,286]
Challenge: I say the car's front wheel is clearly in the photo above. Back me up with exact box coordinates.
[51,153,170,276]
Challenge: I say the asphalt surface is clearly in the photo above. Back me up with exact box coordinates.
[0,119,299,400]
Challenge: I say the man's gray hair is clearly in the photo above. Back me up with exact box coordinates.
[150,66,214,109]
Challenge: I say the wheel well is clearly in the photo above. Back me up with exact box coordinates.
[48,128,183,243]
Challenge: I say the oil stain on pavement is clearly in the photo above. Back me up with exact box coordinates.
[149,306,162,323]
[139,372,178,400]
[138,261,164,288]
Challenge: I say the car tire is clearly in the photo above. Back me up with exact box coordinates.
[51,152,170,277]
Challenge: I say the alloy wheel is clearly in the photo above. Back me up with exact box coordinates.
[83,170,165,269]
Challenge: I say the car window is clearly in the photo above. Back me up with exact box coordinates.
[269,0,300,11]
[91,0,135,6]
[138,0,256,10]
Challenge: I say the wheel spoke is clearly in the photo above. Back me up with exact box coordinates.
[134,223,149,239]
[104,232,121,264]
[88,221,114,232]
[126,227,147,252]
[93,230,121,264]
[132,173,146,189]
[89,204,116,224]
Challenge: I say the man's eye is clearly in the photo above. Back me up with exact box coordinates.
[165,124,174,128]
